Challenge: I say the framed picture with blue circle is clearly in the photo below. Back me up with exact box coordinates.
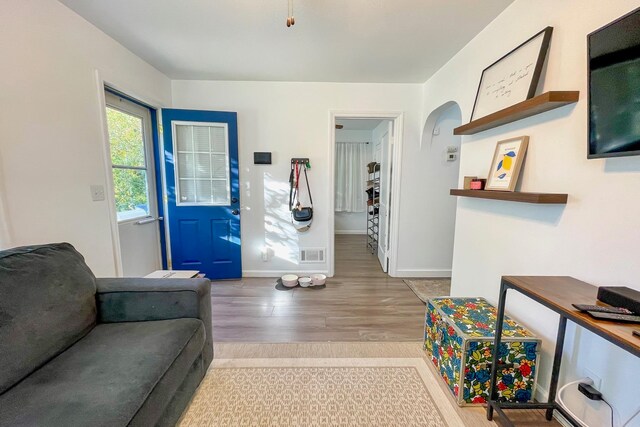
[485,136,529,192]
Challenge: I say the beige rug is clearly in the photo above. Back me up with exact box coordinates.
[178,358,464,427]
[403,279,451,304]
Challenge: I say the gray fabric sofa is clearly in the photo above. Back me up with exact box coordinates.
[0,243,213,427]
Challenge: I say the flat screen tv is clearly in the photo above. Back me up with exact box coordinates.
[588,7,640,159]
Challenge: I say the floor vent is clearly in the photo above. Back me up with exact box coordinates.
[299,248,325,263]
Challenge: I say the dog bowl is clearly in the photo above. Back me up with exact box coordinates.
[281,274,299,287]
[310,273,326,287]
[298,277,312,288]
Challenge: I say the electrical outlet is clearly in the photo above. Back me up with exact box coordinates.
[584,368,602,390]
[90,185,105,201]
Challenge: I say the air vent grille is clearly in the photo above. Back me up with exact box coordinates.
[299,248,325,263]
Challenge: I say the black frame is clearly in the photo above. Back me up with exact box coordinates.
[486,279,579,426]
[486,277,640,426]
[471,27,554,121]
[587,6,640,159]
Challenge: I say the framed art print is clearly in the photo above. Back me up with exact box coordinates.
[471,27,553,121]
[486,136,529,192]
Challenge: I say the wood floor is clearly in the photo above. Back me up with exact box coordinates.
[210,234,426,342]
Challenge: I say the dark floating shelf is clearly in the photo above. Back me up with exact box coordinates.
[450,189,568,204]
[454,91,580,135]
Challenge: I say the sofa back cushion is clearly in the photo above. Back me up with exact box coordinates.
[0,243,97,394]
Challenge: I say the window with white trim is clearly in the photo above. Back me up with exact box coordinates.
[173,122,231,206]
[105,94,152,221]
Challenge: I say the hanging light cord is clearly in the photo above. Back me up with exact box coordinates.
[286,0,295,27]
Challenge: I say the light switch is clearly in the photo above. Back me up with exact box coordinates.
[90,185,105,201]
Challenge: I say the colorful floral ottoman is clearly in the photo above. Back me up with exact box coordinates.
[424,297,540,406]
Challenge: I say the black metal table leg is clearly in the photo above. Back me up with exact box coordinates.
[545,315,568,420]
[487,280,509,421]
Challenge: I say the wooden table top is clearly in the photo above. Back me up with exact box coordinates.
[502,276,640,358]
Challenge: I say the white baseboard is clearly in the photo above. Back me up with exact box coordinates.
[392,269,452,278]
[335,230,366,235]
[242,269,329,278]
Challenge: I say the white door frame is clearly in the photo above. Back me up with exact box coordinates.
[328,111,404,277]
[94,70,169,276]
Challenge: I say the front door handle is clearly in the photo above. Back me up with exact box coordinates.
[231,209,239,215]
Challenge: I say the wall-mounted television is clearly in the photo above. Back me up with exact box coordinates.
[588,7,640,159]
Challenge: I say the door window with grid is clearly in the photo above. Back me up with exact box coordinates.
[173,122,231,206]
[105,97,152,221]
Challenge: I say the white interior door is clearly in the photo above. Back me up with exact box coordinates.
[105,91,162,276]
[377,122,393,272]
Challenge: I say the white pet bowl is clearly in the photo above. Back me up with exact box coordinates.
[298,277,312,288]
[310,273,326,287]
[281,274,299,288]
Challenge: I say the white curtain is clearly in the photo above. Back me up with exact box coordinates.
[335,142,367,212]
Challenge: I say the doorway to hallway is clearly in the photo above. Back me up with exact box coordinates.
[329,112,403,278]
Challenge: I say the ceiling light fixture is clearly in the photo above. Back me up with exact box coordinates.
[286,0,295,27]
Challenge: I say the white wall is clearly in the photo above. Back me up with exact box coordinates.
[335,129,373,234]
[172,80,422,276]
[415,105,462,277]
[422,0,640,423]
[0,0,171,275]
[0,150,12,249]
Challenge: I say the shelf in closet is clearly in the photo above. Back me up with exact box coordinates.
[453,91,580,135]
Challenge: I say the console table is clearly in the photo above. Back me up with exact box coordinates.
[487,276,640,426]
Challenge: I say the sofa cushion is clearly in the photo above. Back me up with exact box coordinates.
[0,318,205,427]
[0,243,97,394]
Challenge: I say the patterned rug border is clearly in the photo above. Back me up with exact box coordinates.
[204,358,464,427]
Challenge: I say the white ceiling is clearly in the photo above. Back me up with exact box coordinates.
[59,0,514,83]
[336,119,385,131]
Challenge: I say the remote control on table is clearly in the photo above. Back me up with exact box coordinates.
[587,311,640,323]
[572,304,632,314]
[633,330,640,339]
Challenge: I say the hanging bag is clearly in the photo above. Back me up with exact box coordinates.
[289,161,313,229]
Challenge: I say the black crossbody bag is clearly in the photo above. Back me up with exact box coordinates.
[289,164,313,222]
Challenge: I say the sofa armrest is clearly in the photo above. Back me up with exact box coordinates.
[96,277,212,365]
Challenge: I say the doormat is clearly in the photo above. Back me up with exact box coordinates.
[403,279,451,304]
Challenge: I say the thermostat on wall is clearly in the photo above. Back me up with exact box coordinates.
[254,152,272,165]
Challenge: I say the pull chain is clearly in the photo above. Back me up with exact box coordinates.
[286,0,295,27]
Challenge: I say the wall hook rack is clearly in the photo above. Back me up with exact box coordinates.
[291,158,310,168]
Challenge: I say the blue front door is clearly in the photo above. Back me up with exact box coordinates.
[161,109,241,279]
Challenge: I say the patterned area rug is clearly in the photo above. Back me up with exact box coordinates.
[403,279,451,304]
[178,358,464,427]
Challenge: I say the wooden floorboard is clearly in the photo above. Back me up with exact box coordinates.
[211,234,425,342]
